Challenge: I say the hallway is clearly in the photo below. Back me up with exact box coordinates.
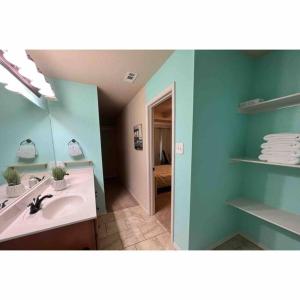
[97,180,174,250]
[104,179,138,212]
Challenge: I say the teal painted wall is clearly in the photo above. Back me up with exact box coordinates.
[145,50,195,249]
[48,79,105,212]
[189,51,254,249]
[0,84,54,184]
[240,50,300,249]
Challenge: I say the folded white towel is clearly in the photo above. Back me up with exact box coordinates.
[264,138,300,144]
[68,139,83,157]
[261,142,300,150]
[261,149,300,157]
[259,154,300,165]
[17,142,37,159]
[264,133,300,142]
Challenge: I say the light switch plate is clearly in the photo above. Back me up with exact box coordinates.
[176,142,184,154]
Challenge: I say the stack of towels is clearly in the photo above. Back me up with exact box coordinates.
[259,133,300,165]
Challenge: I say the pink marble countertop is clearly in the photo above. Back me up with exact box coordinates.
[0,167,97,243]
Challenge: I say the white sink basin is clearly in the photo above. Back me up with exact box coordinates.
[42,195,85,220]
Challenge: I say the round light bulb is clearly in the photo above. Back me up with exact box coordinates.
[18,60,38,80]
[3,50,28,68]
[30,73,47,89]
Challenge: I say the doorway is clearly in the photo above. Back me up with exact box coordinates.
[147,84,175,242]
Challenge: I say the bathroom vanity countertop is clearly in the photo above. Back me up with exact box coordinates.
[0,171,50,210]
[0,167,97,243]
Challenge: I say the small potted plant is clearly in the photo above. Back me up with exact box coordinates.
[52,167,69,191]
[3,167,25,198]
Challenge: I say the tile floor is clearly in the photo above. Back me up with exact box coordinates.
[101,180,260,250]
[155,191,171,232]
[98,179,174,250]
[104,178,138,212]
[97,205,175,250]
[214,234,262,250]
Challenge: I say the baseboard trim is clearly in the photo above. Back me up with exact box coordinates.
[173,242,181,250]
[124,185,178,248]
[124,186,149,215]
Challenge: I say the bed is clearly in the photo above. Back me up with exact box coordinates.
[154,164,172,195]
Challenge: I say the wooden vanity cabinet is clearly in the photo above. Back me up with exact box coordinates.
[0,219,98,250]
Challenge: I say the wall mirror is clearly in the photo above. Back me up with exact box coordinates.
[0,82,55,211]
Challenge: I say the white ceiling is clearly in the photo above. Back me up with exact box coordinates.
[26,50,269,124]
[27,50,173,123]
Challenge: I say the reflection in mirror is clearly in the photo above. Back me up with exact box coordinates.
[0,82,55,211]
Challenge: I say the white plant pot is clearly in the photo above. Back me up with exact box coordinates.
[52,178,67,191]
[6,183,25,198]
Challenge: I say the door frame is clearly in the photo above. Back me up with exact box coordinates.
[146,82,175,242]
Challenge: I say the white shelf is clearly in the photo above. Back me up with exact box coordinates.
[231,158,300,169]
[239,93,300,114]
[227,198,300,236]
[9,160,93,169]
[9,162,48,169]
[64,160,93,166]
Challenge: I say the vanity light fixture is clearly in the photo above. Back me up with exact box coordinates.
[0,50,56,100]
[0,64,36,100]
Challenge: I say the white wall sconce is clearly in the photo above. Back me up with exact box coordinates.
[0,50,56,106]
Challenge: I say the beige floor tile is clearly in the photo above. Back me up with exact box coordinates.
[125,215,146,227]
[105,179,138,212]
[135,238,164,250]
[113,209,132,220]
[100,212,116,224]
[155,192,171,232]
[106,219,128,235]
[100,180,173,251]
[143,215,159,223]
[96,215,104,226]
[127,206,147,218]
[99,233,123,250]
[154,232,175,250]
[139,220,166,239]
[98,222,107,238]
[124,245,137,250]
[119,227,145,248]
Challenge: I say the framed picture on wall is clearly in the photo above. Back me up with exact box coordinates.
[134,124,143,150]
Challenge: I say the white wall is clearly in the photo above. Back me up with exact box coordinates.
[116,88,149,211]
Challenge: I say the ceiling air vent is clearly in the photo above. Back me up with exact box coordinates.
[123,72,137,83]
